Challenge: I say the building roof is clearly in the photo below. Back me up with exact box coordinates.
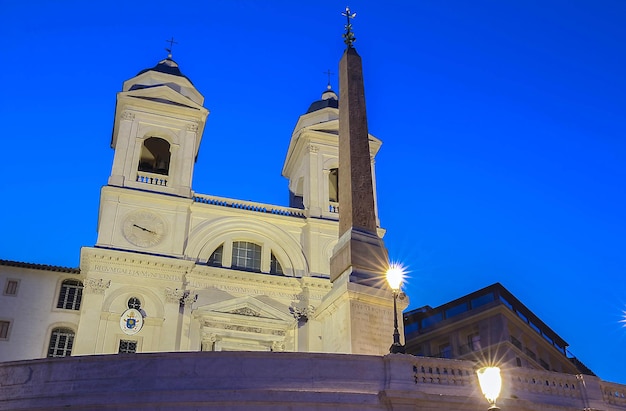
[0,259,80,274]
[136,56,193,84]
[306,88,339,113]
[404,282,569,351]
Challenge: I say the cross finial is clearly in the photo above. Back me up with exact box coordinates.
[324,69,335,90]
[165,37,178,58]
[342,7,356,48]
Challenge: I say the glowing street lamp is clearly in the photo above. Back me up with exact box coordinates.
[476,366,502,410]
[386,264,405,354]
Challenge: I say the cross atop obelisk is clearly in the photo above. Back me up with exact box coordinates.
[329,7,389,285]
[342,7,356,48]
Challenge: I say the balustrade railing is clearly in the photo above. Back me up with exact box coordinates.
[408,356,596,407]
[602,381,626,406]
[507,367,581,399]
[411,357,474,386]
[193,194,306,218]
[136,171,168,186]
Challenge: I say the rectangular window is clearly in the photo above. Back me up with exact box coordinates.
[47,328,74,357]
[0,320,10,339]
[500,296,514,311]
[421,312,443,328]
[529,321,541,334]
[511,336,522,350]
[4,279,19,296]
[445,303,468,319]
[405,321,419,335]
[57,280,83,310]
[539,358,550,370]
[525,348,537,361]
[119,340,138,354]
[470,292,494,309]
[231,241,262,271]
[439,343,452,359]
[468,333,481,351]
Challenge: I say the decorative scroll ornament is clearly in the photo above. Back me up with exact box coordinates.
[290,305,315,322]
[121,111,135,121]
[186,123,199,132]
[84,278,111,295]
[165,288,197,305]
[342,7,357,48]
[308,144,320,153]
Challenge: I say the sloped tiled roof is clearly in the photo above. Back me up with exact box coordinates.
[0,259,80,274]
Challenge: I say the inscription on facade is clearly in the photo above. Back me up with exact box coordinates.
[93,264,182,281]
[351,302,393,354]
[192,283,315,301]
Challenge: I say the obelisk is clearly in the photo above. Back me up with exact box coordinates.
[316,8,404,355]
[329,7,389,285]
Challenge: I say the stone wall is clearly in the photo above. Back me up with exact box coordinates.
[1,352,624,411]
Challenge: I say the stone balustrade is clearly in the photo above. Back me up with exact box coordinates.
[509,366,581,399]
[136,171,168,186]
[193,193,306,218]
[411,356,475,386]
[602,381,626,406]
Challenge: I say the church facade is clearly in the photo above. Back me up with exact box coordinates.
[0,53,400,362]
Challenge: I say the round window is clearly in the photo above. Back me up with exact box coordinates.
[127,297,141,310]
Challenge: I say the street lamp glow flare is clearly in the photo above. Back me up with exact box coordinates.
[386,263,405,291]
[477,366,502,406]
[386,262,406,354]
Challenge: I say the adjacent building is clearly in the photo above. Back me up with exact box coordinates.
[403,282,594,376]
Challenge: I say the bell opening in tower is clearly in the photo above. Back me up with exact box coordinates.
[138,137,171,176]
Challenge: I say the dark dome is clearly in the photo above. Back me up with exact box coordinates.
[136,57,193,84]
[306,88,339,113]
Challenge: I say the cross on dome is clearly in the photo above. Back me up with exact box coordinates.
[165,36,178,58]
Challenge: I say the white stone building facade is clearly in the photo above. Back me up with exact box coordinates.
[0,56,398,362]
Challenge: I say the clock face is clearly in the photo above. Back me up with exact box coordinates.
[122,210,166,248]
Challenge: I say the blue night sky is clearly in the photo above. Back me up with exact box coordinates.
[1,1,625,384]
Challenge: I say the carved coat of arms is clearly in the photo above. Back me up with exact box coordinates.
[120,308,144,335]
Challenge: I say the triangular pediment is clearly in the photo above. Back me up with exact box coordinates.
[195,294,294,323]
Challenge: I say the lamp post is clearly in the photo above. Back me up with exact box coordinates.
[476,366,502,410]
[386,265,405,354]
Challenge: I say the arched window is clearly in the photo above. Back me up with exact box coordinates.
[138,137,171,175]
[208,244,224,266]
[329,168,339,202]
[232,241,261,272]
[270,253,283,275]
[57,279,83,310]
[47,327,75,358]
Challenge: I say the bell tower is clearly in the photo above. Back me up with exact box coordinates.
[108,55,209,198]
[96,54,209,257]
[282,86,382,220]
